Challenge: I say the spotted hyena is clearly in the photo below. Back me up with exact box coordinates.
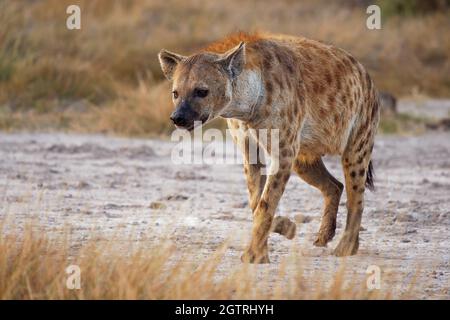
[158,32,380,263]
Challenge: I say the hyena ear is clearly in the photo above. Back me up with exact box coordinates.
[218,42,246,79]
[158,49,186,81]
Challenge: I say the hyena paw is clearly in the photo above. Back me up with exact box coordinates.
[271,216,297,240]
[333,234,359,257]
[313,227,336,247]
[240,248,270,264]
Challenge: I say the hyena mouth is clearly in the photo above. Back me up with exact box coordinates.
[178,114,210,131]
[200,114,209,124]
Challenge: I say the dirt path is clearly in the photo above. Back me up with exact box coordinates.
[1,132,449,299]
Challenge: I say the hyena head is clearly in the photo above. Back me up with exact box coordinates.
[158,42,245,130]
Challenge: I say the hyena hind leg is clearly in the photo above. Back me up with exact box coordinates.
[334,146,374,257]
[293,156,343,246]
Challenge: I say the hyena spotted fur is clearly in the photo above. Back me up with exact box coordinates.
[159,32,380,263]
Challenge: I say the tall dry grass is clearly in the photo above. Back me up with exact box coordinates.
[0,0,449,135]
[0,221,401,300]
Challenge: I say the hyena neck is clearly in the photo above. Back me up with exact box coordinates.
[219,69,264,123]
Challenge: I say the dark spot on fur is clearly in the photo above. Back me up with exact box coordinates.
[259,200,268,211]
[359,169,365,176]
[313,82,320,94]
[263,52,273,70]
[352,185,358,191]
[325,71,332,85]
[274,50,283,63]
[265,93,273,106]
[348,55,357,65]
[313,81,325,94]
[328,94,335,106]
[321,108,328,118]
[337,61,346,74]
[274,73,284,90]
[371,100,379,120]
[365,72,372,91]
[266,81,273,105]
[266,81,273,95]
[286,63,294,74]
[281,161,290,170]
[356,139,365,153]
[349,100,354,110]
[334,72,342,91]
[350,171,356,178]
[334,114,339,124]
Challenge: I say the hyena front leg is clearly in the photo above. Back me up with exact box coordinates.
[229,121,296,240]
[228,121,264,210]
[241,142,296,264]
[243,138,266,212]
[242,141,296,240]
[293,156,343,246]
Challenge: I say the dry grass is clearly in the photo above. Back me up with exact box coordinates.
[0,0,449,135]
[0,221,404,300]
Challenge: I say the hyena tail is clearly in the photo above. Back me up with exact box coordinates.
[365,160,375,191]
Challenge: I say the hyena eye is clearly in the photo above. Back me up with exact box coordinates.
[172,90,179,99]
[194,88,209,98]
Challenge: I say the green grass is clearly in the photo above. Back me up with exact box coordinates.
[379,113,429,134]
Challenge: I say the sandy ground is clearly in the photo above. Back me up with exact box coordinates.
[1,130,449,299]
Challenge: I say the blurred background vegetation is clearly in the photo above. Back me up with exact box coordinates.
[0,0,449,136]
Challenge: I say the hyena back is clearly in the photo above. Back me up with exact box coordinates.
[159,32,380,263]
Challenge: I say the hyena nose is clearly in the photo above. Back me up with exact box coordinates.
[170,111,187,127]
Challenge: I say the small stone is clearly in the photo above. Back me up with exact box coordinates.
[232,201,248,208]
[77,181,90,189]
[149,201,166,210]
[403,228,417,235]
[294,214,313,224]
[272,216,296,239]
[163,194,188,201]
[395,212,417,222]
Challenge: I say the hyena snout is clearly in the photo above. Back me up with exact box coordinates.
[170,101,201,130]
